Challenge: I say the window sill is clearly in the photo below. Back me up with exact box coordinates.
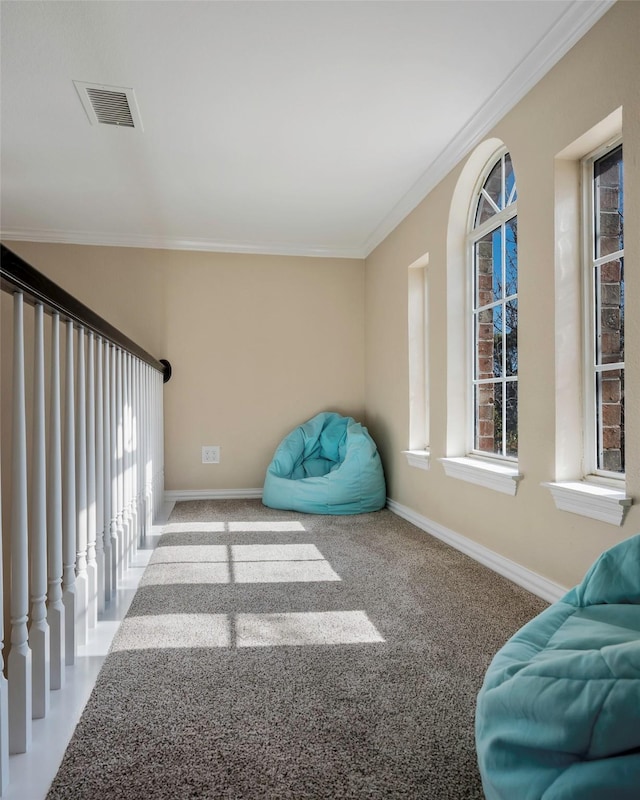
[402,450,431,471]
[439,456,522,495]
[543,480,632,526]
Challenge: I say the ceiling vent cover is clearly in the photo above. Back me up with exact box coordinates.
[73,81,143,130]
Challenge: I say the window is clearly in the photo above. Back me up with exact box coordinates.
[584,142,624,477]
[404,254,430,470]
[441,139,521,495]
[544,113,630,525]
[469,151,518,460]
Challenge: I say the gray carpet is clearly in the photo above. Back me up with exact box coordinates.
[47,500,547,799]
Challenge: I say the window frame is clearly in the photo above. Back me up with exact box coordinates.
[404,252,431,470]
[581,137,624,482]
[543,110,630,525]
[466,147,518,463]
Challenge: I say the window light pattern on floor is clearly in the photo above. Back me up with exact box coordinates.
[115,517,386,651]
[162,521,306,534]
[236,610,384,648]
[112,610,384,651]
[142,543,341,585]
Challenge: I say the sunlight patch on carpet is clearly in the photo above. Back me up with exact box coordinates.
[111,611,384,651]
[111,613,231,650]
[162,520,307,534]
[234,560,341,583]
[163,522,227,533]
[151,545,228,564]
[236,610,385,647]
[142,543,341,585]
[231,544,325,561]
[228,521,306,532]
[141,562,231,585]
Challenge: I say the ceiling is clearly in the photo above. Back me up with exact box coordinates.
[0,0,613,258]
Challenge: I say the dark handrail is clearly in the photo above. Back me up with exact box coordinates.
[1,244,171,382]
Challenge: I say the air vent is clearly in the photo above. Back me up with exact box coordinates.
[73,81,143,130]
[86,88,133,126]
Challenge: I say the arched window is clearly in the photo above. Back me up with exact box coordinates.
[469,151,518,459]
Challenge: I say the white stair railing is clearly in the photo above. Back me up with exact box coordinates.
[8,292,32,755]
[0,477,9,795]
[75,327,89,648]
[47,313,65,691]
[95,337,106,617]
[103,341,113,604]
[62,318,77,668]
[86,331,98,631]
[0,244,171,794]
[29,303,50,721]
[115,348,125,583]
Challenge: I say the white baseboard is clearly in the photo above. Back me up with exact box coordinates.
[387,498,567,603]
[164,488,263,502]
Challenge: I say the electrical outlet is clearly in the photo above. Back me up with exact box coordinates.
[202,445,221,464]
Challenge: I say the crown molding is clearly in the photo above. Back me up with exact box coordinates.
[362,0,616,257]
[0,228,366,261]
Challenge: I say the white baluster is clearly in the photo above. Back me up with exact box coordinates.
[144,365,153,534]
[132,358,140,553]
[122,353,131,571]
[128,356,135,550]
[47,312,65,689]
[85,332,98,629]
[0,468,10,793]
[152,370,159,518]
[139,363,146,539]
[109,346,118,594]
[75,328,88,647]
[8,292,32,754]
[139,364,146,535]
[154,369,160,518]
[149,365,155,519]
[103,342,113,603]
[95,337,105,615]
[129,355,138,557]
[29,303,50,720]
[144,364,153,531]
[62,319,77,666]
[132,359,141,545]
[114,348,124,586]
[158,369,165,517]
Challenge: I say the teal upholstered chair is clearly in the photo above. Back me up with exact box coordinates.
[476,534,640,799]
[262,412,386,515]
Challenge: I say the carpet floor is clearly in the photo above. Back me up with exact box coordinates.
[47,500,547,799]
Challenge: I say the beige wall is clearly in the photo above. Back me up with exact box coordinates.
[160,252,365,490]
[1,243,365,496]
[364,0,640,589]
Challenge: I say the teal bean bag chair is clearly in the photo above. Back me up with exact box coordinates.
[262,412,386,515]
[476,533,640,799]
